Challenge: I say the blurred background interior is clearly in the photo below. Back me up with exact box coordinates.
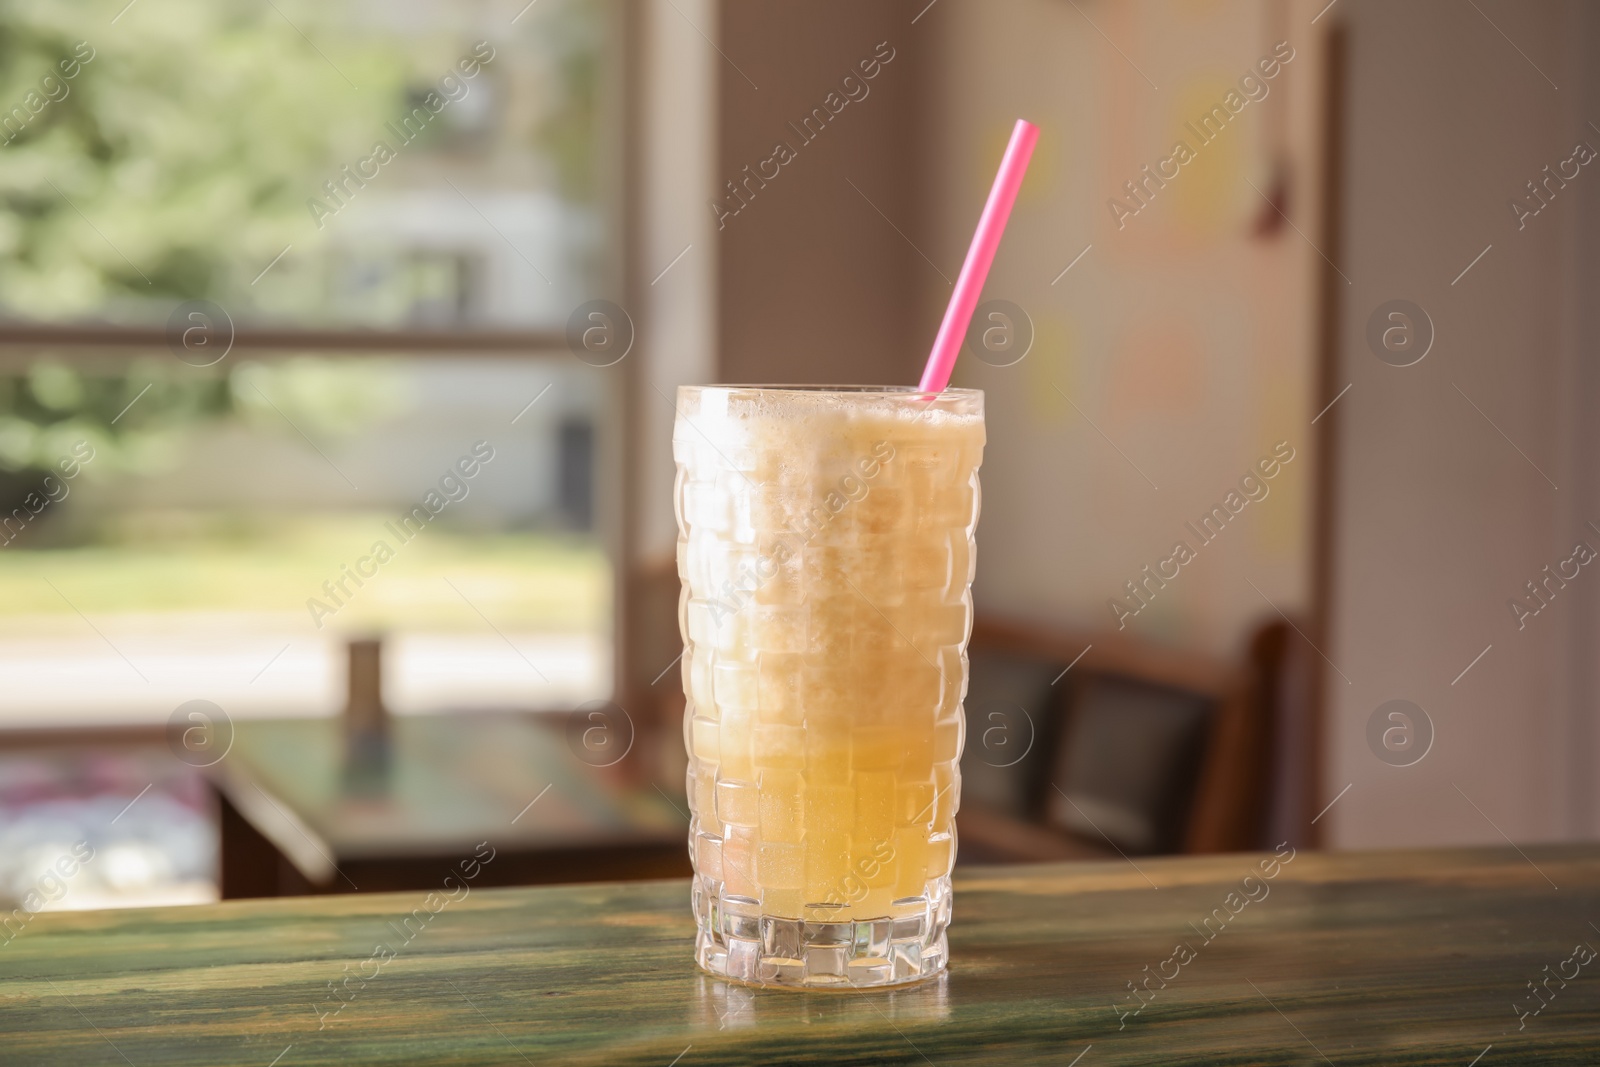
[2,0,1597,911]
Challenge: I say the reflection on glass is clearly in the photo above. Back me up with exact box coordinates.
[691,972,951,1032]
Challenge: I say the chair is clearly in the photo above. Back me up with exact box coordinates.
[955,614,1297,863]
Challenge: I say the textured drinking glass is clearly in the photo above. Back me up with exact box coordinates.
[674,385,984,988]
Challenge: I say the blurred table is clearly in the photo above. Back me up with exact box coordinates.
[210,714,689,897]
[9,846,1600,1064]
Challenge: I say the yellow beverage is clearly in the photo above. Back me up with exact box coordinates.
[674,385,984,988]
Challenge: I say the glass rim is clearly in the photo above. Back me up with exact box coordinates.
[681,384,981,399]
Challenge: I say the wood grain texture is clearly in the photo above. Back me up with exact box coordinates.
[4,846,1599,1065]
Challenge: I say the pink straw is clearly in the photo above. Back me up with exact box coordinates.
[917,118,1039,393]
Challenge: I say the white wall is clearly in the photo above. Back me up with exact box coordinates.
[918,0,1326,660]
[914,0,1600,849]
[1324,0,1600,846]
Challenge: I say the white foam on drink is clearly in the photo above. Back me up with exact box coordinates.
[679,390,984,460]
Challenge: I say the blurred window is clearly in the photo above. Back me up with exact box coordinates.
[2,0,604,328]
[0,0,614,726]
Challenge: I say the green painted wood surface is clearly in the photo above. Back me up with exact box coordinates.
[4,846,1599,1065]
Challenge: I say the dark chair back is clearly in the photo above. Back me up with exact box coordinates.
[957,614,1290,860]
[1046,672,1215,855]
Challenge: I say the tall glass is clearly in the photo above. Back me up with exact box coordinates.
[674,385,984,988]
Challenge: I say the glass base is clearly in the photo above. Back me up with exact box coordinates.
[692,875,951,989]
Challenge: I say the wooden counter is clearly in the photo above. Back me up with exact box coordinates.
[5,846,1599,1064]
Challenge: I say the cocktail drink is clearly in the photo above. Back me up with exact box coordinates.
[674,385,984,988]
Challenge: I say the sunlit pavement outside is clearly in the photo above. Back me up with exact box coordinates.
[0,615,607,726]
